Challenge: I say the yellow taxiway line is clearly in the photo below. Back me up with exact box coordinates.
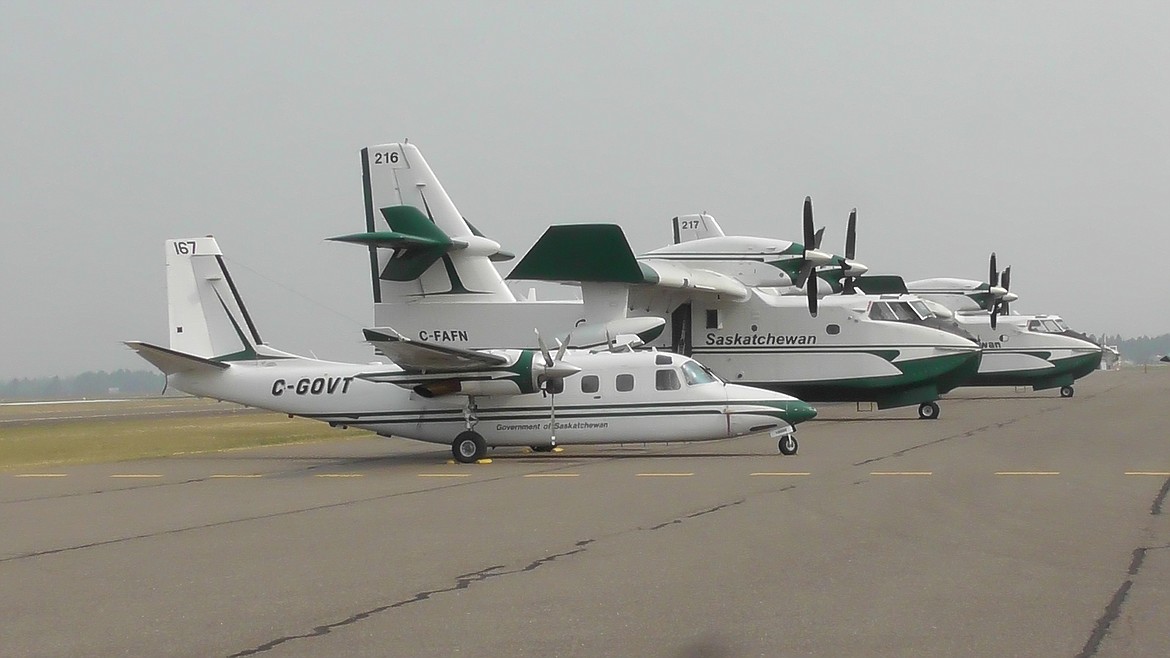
[870,471,933,476]
[417,473,470,478]
[1125,471,1170,476]
[636,472,693,477]
[13,473,67,477]
[314,473,363,478]
[523,473,581,478]
[110,474,163,479]
[750,472,811,476]
[209,474,263,478]
[994,471,1060,476]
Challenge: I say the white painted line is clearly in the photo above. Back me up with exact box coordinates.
[523,473,580,478]
[995,471,1060,476]
[750,472,811,476]
[636,473,694,477]
[418,473,470,478]
[870,471,933,476]
[314,473,363,478]
[1125,472,1170,476]
[14,473,67,478]
[210,474,263,478]
[110,474,163,479]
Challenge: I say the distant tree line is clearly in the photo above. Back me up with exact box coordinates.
[1,369,167,401]
[1090,333,1170,364]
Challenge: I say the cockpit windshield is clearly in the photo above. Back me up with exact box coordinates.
[1028,319,1071,334]
[868,300,931,322]
[681,360,720,385]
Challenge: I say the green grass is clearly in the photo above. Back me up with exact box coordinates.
[0,400,370,469]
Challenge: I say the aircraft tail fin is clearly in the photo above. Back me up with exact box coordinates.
[162,237,290,362]
[672,214,725,243]
[347,143,515,302]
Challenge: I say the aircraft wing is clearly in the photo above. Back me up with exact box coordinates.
[362,328,509,372]
[636,258,750,301]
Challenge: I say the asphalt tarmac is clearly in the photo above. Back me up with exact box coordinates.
[3,368,1168,657]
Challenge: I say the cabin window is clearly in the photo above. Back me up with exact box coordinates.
[1028,320,1042,332]
[580,375,599,394]
[655,354,673,365]
[655,369,681,391]
[826,324,840,335]
[616,373,635,392]
[705,309,721,329]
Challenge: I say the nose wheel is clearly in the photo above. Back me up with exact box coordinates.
[918,401,940,420]
[452,431,487,463]
[778,434,799,455]
[1060,386,1074,398]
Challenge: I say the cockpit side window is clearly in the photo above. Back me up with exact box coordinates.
[1052,319,1069,332]
[1042,320,1062,333]
[681,361,717,385]
[868,302,897,321]
[655,369,682,391]
[1028,320,1043,332]
[908,300,933,320]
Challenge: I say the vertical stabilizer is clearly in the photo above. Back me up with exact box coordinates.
[359,143,515,303]
[165,237,285,361]
[672,214,725,244]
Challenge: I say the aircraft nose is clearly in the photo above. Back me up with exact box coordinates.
[787,400,818,424]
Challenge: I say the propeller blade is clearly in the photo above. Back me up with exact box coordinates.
[1001,266,1011,292]
[842,276,856,295]
[845,209,857,260]
[990,305,998,329]
[807,275,818,317]
[794,262,814,289]
[534,329,553,367]
[555,334,570,363]
[812,227,825,250]
[989,252,998,289]
[802,196,814,249]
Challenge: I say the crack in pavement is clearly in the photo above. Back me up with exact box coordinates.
[227,539,595,657]
[1076,474,1170,658]
[228,487,770,656]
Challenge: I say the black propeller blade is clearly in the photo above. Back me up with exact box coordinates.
[807,275,818,317]
[999,266,1011,316]
[841,208,858,294]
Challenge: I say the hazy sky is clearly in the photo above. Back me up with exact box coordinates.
[3,2,1167,378]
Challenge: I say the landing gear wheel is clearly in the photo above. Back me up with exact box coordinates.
[778,435,798,456]
[530,445,554,453]
[918,401,940,420]
[452,431,487,464]
[1060,386,1074,398]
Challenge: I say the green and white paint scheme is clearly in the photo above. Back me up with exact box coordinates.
[127,237,816,463]
[343,143,981,419]
[901,277,1103,397]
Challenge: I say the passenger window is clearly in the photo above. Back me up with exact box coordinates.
[580,375,599,394]
[826,324,840,335]
[655,369,681,391]
[616,374,635,392]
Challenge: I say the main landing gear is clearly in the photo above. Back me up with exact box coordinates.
[918,401,940,420]
[1060,386,1075,398]
[778,434,799,456]
[452,395,487,464]
[452,431,487,464]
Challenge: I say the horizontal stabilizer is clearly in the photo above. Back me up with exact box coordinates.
[854,275,909,295]
[331,206,453,282]
[363,328,510,372]
[124,341,229,375]
[508,225,650,283]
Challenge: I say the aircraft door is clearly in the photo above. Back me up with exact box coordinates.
[671,302,693,356]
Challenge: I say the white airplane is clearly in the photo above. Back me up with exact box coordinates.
[857,254,1103,397]
[126,237,818,462]
[331,143,982,420]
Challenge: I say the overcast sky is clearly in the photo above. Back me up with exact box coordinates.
[3,2,1167,378]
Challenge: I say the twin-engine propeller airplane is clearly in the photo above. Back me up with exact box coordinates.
[126,237,818,463]
[857,253,1103,397]
[334,142,982,420]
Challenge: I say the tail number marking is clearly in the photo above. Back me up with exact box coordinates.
[271,377,354,396]
[372,151,399,165]
[173,241,197,255]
